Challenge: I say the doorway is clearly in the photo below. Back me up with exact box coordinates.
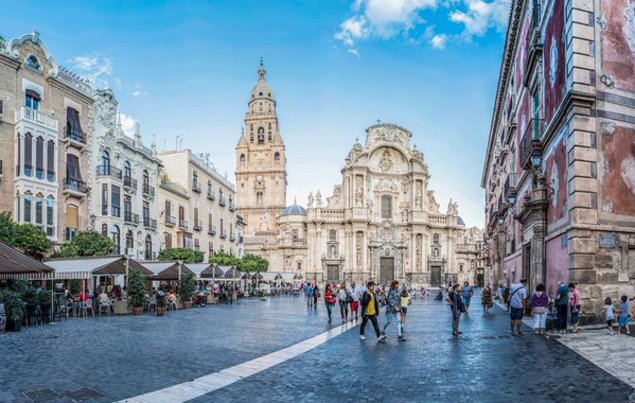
[327,265,339,283]
[380,257,394,284]
[430,266,441,287]
[523,243,531,287]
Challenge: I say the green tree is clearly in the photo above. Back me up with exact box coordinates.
[0,211,17,245]
[52,230,115,258]
[158,247,204,263]
[241,253,268,272]
[14,223,51,257]
[209,251,240,266]
[179,272,197,302]
[127,268,148,308]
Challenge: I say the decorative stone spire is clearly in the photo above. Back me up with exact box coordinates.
[134,122,142,146]
[258,57,266,81]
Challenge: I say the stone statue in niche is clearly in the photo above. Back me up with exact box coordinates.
[355,186,364,206]
[308,192,314,208]
[315,190,322,207]
[447,199,459,216]
[379,149,393,172]
[415,234,422,269]
[356,232,363,267]
[415,189,423,209]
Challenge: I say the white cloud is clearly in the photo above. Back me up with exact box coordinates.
[335,0,510,51]
[66,54,115,88]
[119,113,137,137]
[430,33,448,49]
[347,48,361,57]
[132,84,148,97]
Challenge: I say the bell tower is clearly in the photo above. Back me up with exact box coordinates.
[236,60,287,238]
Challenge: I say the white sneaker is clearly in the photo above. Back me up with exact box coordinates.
[360,335,366,340]
[378,334,387,343]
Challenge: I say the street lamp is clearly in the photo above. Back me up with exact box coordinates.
[530,149,542,170]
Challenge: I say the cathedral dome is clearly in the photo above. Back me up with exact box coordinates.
[281,204,306,217]
[250,63,275,102]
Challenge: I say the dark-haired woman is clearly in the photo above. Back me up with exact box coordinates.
[531,284,549,335]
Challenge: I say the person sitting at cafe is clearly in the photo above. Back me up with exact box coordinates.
[167,290,177,303]
[98,290,110,305]
[78,289,90,302]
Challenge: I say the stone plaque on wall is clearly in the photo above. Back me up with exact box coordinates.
[599,233,618,248]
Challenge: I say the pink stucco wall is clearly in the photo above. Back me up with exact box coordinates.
[546,235,569,296]
[503,254,523,286]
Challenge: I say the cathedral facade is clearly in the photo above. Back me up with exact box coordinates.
[236,65,483,287]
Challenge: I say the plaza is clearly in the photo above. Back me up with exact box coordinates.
[1,295,633,402]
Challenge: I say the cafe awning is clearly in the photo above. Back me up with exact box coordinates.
[197,264,224,279]
[220,266,240,280]
[0,240,54,280]
[45,256,152,279]
[257,272,281,282]
[144,262,193,280]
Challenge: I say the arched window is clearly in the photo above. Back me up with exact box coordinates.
[250,133,254,143]
[256,192,263,206]
[101,223,108,237]
[381,195,392,219]
[125,230,134,250]
[257,127,265,144]
[143,170,149,192]
[459,263,464,272]
[240,154,245,166]
[47,140,55,181]
[124,161,131,179]
[274,152,280,161]
[35,136,44,179]
[101,150,110,175]
[207,180,212,196]
[329,230,336,242]
[433,233,440,244]
[268,123,272,130]
[23,192,32,222]
[35,194,43,226]
[112,225,121,254]
[193,171,198,188]
[24,133,33,176]
[46,196,54,236]
[268,132,272,141]
[145,235,153,260]
[164,232,172,249]
[26,55,40,70]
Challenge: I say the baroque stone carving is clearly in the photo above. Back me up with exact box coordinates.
[379,149,393,172]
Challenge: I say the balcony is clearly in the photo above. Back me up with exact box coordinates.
[504,173,518,201]
[123,176,138,191]
[193,220,203,231]
[519,119,544,170]
[164,215,176,226]
[96,165,122,180]
[65,127,86,149]
[178,219,189,230]
[15,106,58,131]
[524,1,543,85]
[208,225,217,236]
[219,196,226,207]
[207,190,216,201]
[63,178,88,197]
[219,231,227,239]
[192,181,201,193]
[142,184,155,197]
[124,211,140,225]
[143,217,157,230]
[229,201,235,212]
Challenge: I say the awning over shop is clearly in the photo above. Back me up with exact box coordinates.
[143,262,193,281]
[197,264,224,279]
[45,256,151,279]
[220,266,241,280]
[0,241,54,280]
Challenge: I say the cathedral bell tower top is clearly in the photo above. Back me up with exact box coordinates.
[250,58,275,103]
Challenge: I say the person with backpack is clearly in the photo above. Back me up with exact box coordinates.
[508,279,528,335]
[324,284,336,323]
[554,280,570,334]
[337,282,351,323]
[305,283,314,308]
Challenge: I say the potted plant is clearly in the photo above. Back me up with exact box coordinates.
[38,290,52,323]
[127,268,148,316]
[156,289,166,316]
[179,272,196,309]
[2,291,24,331]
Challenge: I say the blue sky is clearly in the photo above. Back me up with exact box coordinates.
[2,0,510,227]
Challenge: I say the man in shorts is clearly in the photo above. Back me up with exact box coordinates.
[509,278,527,335]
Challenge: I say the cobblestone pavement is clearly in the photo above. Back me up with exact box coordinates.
[1,295,633,402]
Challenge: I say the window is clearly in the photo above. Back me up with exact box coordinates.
[207,180,212,195]
[257,127,265,144]
[26,55,40,70]
[381,195,392,219]
[220,218,224,234]
[66,107,83,140]
[145,235,153,260]
[164,232,172,249]
[47,140,55,181]
[25,89,40,110]
[46,197,54,236]
[101,223,108,237]
[111,185,121,217]
[179,206,185,222]
[66,154,82,186]
[101,150,110,175]
[329,230,336,242]
[165,200,171,220]
[16,134,21,176]
[193,171,199,189]
[532,90,541,139]
[35,195,43,225]
[143,170,149,191]
[124,195,132,218]
[24,133,33,176]
[256,192,263,206]
[124,161,131,179]
[143,201,150,224]
[268,132,272,141]
[459,263,464,272]
[240,154,245,166]
[35,137,44,179]
[433,233,440,244]
[112,225,121,254]
[126,230,134,250]
[297,262,302,271]
[268,123,272,130]
[66,205,78,240]
[274,152,280,161]
[101,184,108,216]
[23,193,32,222]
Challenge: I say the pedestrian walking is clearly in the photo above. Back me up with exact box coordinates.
[481,283,493,315]
[554,281,570,334]
[324,284,336,323]
[447,284,465,336]
[351,281,362,320]
[530,284,549,335]
[400,288,411,331]
[569,282,582,333]
[313,283,320,307]
[305,283,314,308]
[380,281,404,341]
[461,281,474,315]
[508,279,527,335]
[604,297,616,335]
[360,281,383,342]
[497,284,504,301]
[617,295,631,335]
[337,282,351,322]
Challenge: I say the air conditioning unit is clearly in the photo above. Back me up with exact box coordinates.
[126,248,136,257]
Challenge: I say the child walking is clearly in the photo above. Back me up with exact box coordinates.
[400,288,411,332]
[604,297,616,335]
[617,295,631,335]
